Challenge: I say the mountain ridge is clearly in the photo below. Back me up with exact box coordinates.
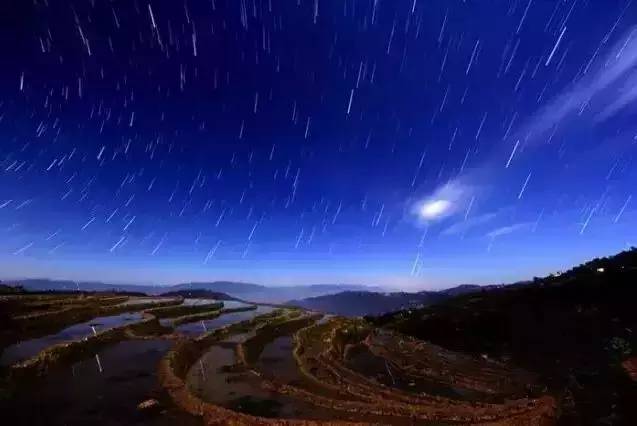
[286,284,486,316]
[8,278,387,304]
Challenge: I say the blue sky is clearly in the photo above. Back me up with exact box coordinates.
[0,0,636,290]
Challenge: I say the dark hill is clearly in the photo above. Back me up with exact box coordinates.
[287,284,485,316]
[159,289,237,300]
[170,281,264,294]
[437,283,485,296]
[368,248,637,425]
[287,291,444,316]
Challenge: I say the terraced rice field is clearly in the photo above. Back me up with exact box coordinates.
[1,293,557,425]
[0,311,144,366]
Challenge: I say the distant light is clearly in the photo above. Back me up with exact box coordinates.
[419,199,451,220]
[596,267,605,273]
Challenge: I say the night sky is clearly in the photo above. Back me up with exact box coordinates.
[1,0,636,289]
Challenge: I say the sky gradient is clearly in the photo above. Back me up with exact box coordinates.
[1,0,636,290]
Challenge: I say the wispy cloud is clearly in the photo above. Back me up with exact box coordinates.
[486,222,533,239]
[595,70,637,122]
[412,28,637,231]
[441,211,499,236]
[523,27,637,140]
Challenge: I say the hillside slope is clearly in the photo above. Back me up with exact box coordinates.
[369,249,637,424]
[287,284,485,316]
[287,290,446,316]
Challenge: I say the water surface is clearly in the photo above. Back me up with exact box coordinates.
[175,305,273,337]
[6,339,200,426]
[0,312,144,366]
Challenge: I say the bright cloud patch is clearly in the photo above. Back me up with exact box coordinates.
[412,179,474,223]
[419,199,452,220]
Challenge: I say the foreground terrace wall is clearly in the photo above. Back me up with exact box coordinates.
[238,314,322,366]
[290,318,557,425]
[160,312,557,425]
[157,310,368,425]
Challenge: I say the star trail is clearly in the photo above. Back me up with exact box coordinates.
[0,0,636,289]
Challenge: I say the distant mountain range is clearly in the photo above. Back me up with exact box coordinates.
[286,284,484,316]
[9,279,167,295]
[166,282,387,303]
[7,278,488,311]
[7,279,386,304]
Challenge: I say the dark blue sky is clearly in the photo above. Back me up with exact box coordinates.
[1,0,636,289]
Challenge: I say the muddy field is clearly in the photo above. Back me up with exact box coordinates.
[1,292,557,425]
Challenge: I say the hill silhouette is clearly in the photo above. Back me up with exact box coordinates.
[287,284,483,316]
[369,248,637,424]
